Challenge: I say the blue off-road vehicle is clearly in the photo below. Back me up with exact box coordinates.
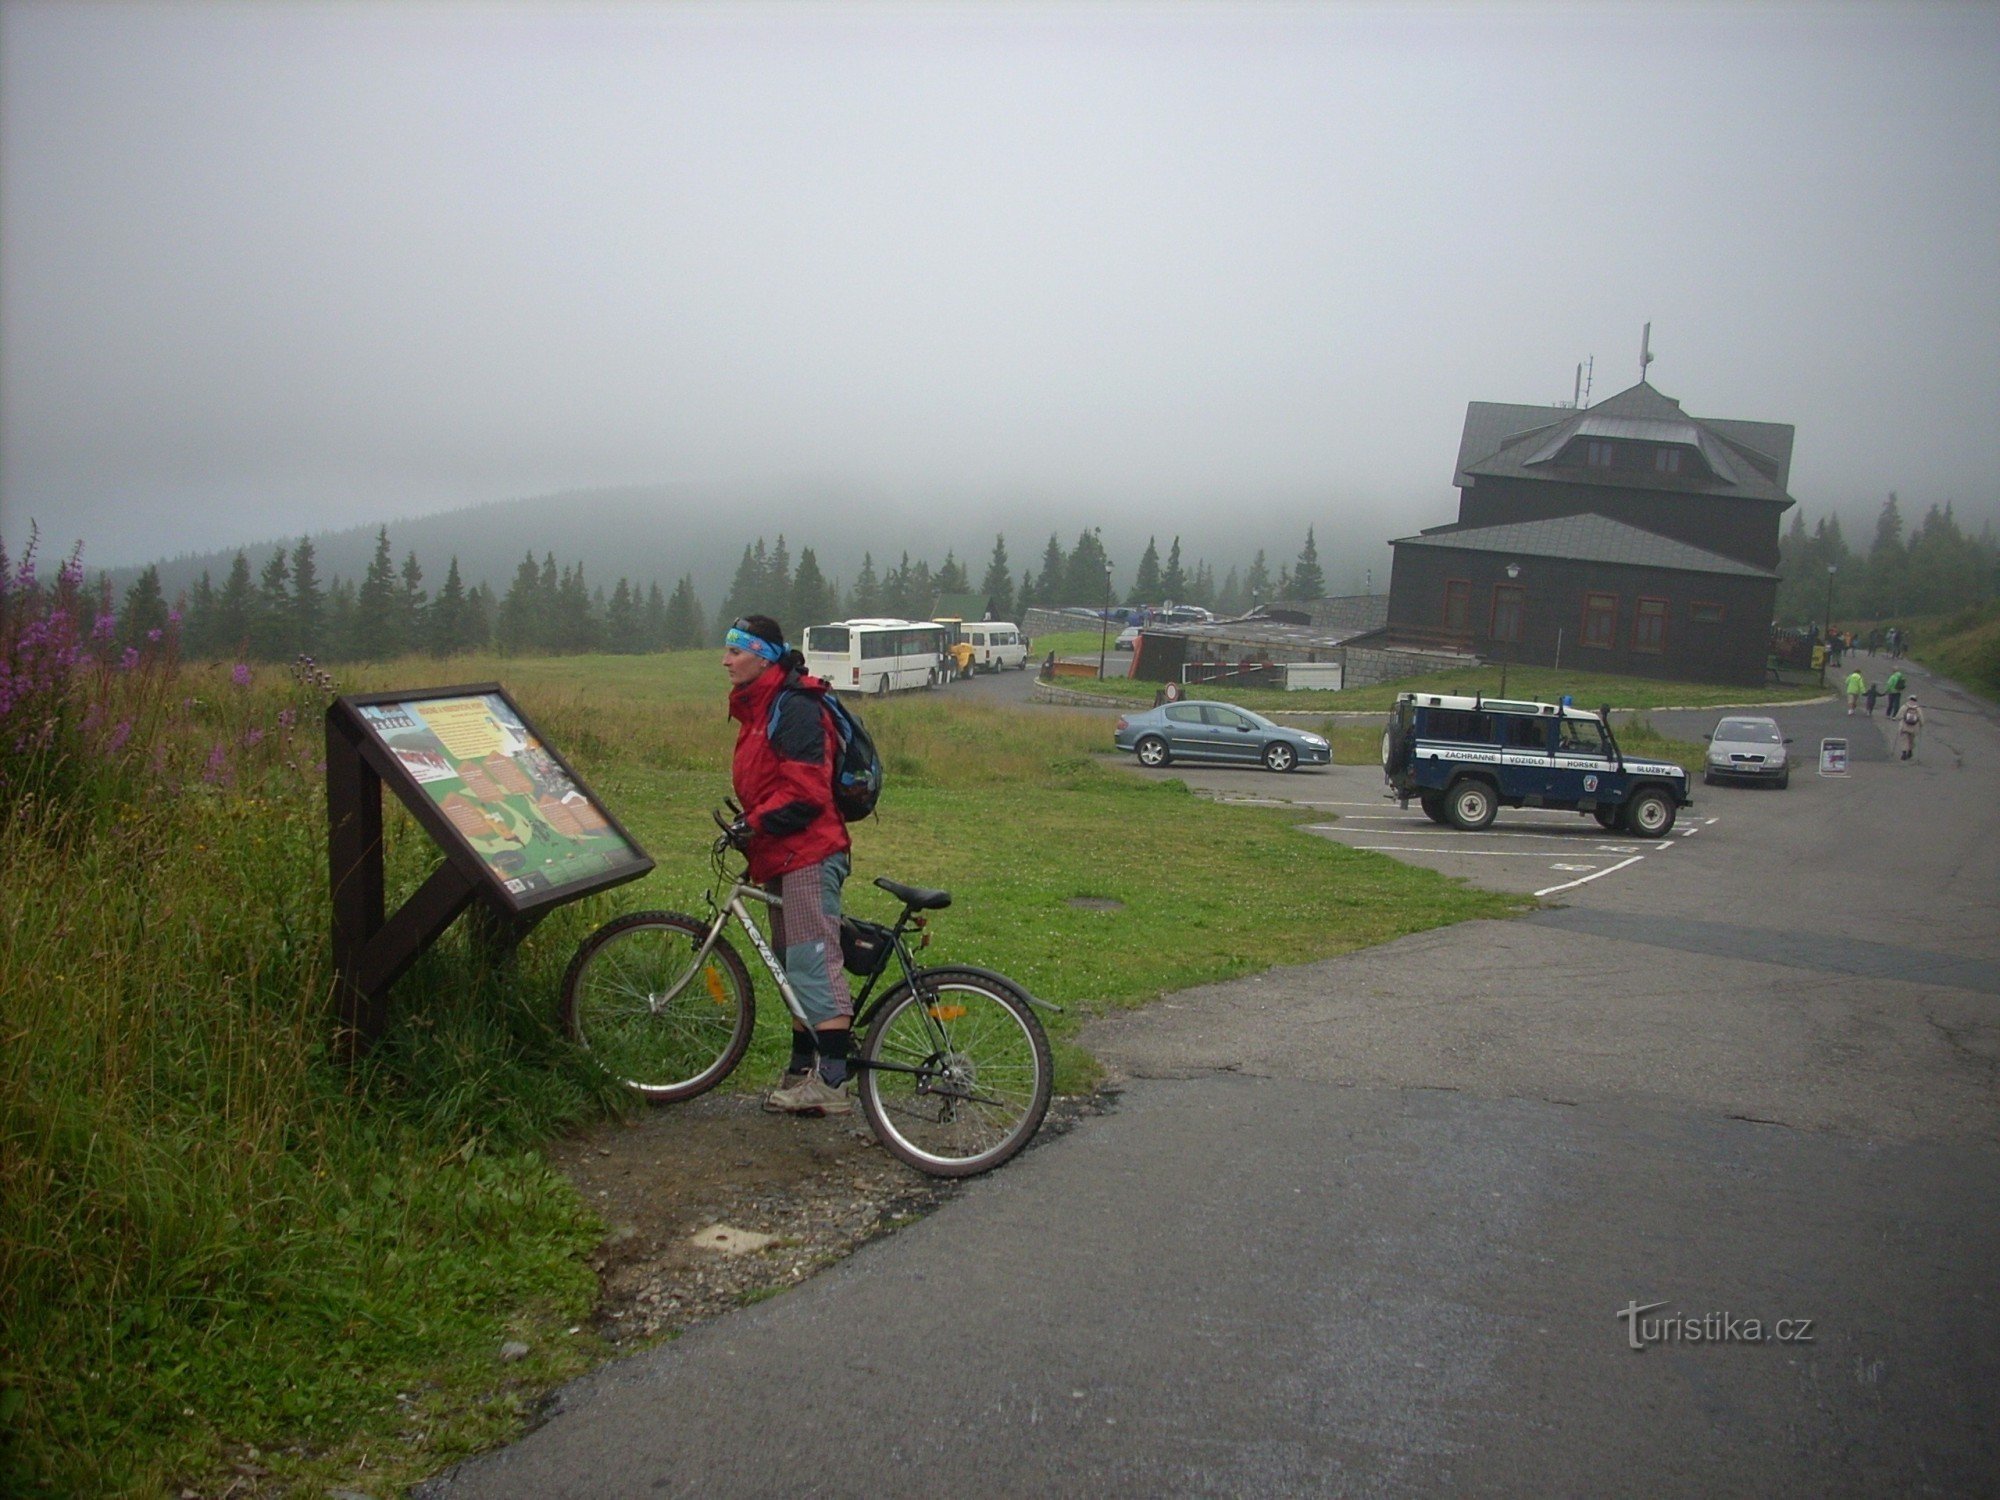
[1382,692,1692,838]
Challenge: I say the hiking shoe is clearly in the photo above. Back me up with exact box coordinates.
[763,1072,853,1117]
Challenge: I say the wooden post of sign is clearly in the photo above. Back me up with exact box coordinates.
[326,707,488,1059]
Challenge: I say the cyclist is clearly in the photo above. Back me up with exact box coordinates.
[722,613,855,1117]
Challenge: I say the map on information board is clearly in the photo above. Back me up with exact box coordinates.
[353,690,650,901]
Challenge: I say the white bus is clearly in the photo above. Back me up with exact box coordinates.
[802,618,950,695]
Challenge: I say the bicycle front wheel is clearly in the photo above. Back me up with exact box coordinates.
[858,966,1052,1177]
[560,911,755,1102]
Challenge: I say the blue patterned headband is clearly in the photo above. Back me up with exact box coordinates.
[725,626,784,662]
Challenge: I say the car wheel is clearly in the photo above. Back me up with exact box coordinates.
[1592,805,1622,829]
[1625,788,1676,838]
[1419,791,1449,824]
[875,674,889,697]
[1263,741,1297,773]
[1702,770,1716,786]
[1446,779,1497,831]
[1135,735,1170,768]
[1775,771,1789,790]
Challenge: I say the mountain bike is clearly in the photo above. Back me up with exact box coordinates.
[559,810,1057,1177]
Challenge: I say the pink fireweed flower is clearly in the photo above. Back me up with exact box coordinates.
[203,742,231,784]
[92,613,117,642]
[146,628,162,643]
[231,663,252,689]
[105,719,133,755]
[240,727,265,750]
[120,648,140,672]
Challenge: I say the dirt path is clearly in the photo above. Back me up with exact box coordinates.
[547,1089,1099,1345]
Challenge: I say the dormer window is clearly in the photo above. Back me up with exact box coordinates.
[1586,441,1615,468]
[1655,447,1683,474]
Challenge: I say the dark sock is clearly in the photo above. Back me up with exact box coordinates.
[787,1030,816,1077]
[817,1028,852,1087]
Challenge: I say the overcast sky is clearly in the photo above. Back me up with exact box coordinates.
[4,0,1997,569]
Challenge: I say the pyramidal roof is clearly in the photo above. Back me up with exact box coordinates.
[1452,381,1796,503]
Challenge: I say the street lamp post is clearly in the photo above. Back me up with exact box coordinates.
[1097,562,1114,680]
[1821,564,1837,686]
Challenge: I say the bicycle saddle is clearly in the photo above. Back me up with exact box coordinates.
[874,877,952,911]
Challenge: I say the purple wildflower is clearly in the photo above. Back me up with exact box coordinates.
[121,648,140,672]
[231,663,252,689]
[105,719,133,755]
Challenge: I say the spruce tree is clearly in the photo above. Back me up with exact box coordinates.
[1129,537,1162,606]
[1159,536,1186,603]
[721,542,767,627]
[665,574,704,649]
[1291,527,1326,600]
[979,535,1014,620]
[215,551,255,658]
[429,557,468,655]
[117,565,170,652]
[935,551,968,594]
[642,581,668,650]
[767,535,792,624]
[792,548,834,629]
[605,578,639,652]
[848,553,882,617]
[462,582,493,652]
[351,527,398,661]
[1064,529,1112,611]
[1243,549,1272,607]
[182,571,218,658]
[291,538,324,659]
[1034,534,1067,609]
[253,547,293,660]
[397,551,426,655]
[497,553,543,654]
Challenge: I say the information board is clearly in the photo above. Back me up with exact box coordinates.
[343,687,651,908]
[1818,737,1850,776]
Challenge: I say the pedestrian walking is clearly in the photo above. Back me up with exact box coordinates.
[1844,668,1865,714]
[1885,668,1907,720]
[1896,696,1925,760]
[1865,681,1881,716]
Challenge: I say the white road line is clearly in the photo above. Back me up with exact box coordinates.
[1323,820,1648,846]
[1350,845,1588,858]
[1534,855,1646,896]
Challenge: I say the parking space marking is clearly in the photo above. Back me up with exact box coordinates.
[1535,855,1647,896]
[1348,845,1590,858]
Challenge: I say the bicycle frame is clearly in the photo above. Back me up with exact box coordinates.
[690,866,945,1084]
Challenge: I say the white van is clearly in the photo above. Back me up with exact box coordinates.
[962,622,1027,672]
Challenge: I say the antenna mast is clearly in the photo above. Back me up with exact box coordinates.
[1640,322,1655,383]
[1582,355,1594,407]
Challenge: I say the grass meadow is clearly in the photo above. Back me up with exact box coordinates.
[3,640,1523,1496]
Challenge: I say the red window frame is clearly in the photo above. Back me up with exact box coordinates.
[1690,599,1725,623]
[1634,596,1668,653]
[1490,584,1525,643]
[1442,578,1472,635]
[1582,592,1618,650]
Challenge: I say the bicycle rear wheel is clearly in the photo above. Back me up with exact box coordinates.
[858,966,1052,1177]
[560,911,755,1102]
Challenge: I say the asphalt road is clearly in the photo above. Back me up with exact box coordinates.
[427,652,1998,1498]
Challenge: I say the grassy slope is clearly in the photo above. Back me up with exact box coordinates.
[1913,602,2000,701]
[5,649,1520,1497]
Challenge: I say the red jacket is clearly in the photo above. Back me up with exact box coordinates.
[729,662,851,883]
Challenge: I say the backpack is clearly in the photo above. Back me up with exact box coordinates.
[1902,705,1920,726]
[768,686,883,821]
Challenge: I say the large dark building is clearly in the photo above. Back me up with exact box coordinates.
[1385,380,1795,686]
